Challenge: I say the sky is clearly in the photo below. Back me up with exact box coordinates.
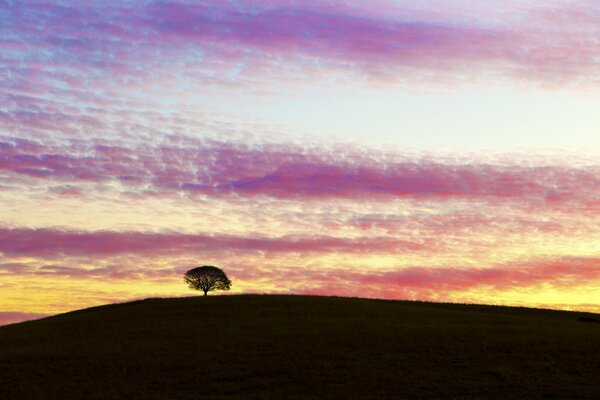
[1,0,600,325]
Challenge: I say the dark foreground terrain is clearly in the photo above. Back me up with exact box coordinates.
[1,295,599,399]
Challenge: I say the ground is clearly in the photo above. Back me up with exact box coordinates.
[1,295,599,399]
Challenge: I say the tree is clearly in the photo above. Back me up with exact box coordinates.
[184,265,232,296]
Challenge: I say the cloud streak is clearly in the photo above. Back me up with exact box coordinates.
[0,227,426,258]
[0,312,49,326]
[293,257,600,302]
[3,0,600,90]
[2,137,599,205]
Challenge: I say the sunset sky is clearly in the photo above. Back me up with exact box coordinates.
[2,0,600,325]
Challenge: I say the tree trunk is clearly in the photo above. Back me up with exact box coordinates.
[203,290,207,296]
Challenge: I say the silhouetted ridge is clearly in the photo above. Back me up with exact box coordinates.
[1,295,599,400]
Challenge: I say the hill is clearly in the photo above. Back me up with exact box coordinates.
[1,295,599,399]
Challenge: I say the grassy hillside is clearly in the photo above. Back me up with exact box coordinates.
[1,295,599,399]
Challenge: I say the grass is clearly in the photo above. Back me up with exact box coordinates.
[0,294,599,399]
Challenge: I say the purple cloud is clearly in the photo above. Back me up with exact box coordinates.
[0,227,426,257]
[2,137,599,205]
[2,0,599,90]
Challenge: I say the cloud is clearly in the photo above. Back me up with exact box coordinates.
[2,136,599,205]
[2,1,600,317]
[0,227,426,258]
[4,250,599,306]
[344,212,577,236]
[2,0,599,91]
[0,311,49,326]
[355,258,600,291]
[287,257,600,300]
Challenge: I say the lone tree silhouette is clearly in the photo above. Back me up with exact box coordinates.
[184,265,232,296]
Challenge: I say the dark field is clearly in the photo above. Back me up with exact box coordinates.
[1,295,599,399]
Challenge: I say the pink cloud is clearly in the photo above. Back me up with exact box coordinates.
[140,2,498,68]
[267,257,600,300]
[2,0,599,90]
[2,137,599,204]
[0,312,49,326]
[343,213,576,236]
[355,259,600,291]
[0,227,426,258]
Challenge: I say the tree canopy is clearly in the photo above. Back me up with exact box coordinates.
[184,266,231,296]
